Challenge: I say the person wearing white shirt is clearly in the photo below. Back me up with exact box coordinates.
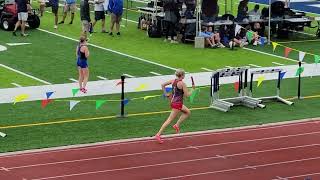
[92,0,106,32]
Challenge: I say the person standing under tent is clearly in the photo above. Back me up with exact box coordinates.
[80,0,91,39]
[92,0,107,33]
[108,0,123,36]
[76,36,90,93]
[59,0,76,25]
[237,0,249,21]
[155,69,194,144]
[201,0,218,23]
[13,0,29,36]
[163,0,179,43]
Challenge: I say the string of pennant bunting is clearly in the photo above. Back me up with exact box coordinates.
[13,84,202,111]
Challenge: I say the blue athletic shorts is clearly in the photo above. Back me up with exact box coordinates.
[77,59,88,68]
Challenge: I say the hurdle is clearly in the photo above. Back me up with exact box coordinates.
[210,67,262,112]
[249,68,294,107]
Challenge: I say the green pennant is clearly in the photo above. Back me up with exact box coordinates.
[295,67,304,76]
[190,88,200,103]
[72,88,80,97]
[315,55,320,64]
[96,100,107,110]
[246,31,254,42]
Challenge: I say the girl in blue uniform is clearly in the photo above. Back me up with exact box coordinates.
[76,36,90,93]
[155,69,194,144]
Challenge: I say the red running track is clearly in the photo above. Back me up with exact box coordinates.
[1,120,320,180]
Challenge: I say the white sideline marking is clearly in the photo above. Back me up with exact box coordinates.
[123,74,135,78]
[272,62,285,66]
[0,64,51,85]
[248,64,262,68]
[225,66,233,68]
[150,72,162,76]
[272,172,320,180]
[97,76,107,80]
[201,68,213,72]
[5,137,320,171]
[1,118,319,158]
[243,47,303,63]
[11,83,22,87]
[37,28,177,71]
[154,156,320,180]
[6,43,32,46]
[29,150,320,180]
[68,78,78,82]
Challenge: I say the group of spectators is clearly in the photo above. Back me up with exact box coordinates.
[13,0,124,39]
[200,1,265,49]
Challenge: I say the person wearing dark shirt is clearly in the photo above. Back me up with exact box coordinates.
[13,0,28,36]
[49,0,59,29]
[237,0,249,21]
[201,0,218,23]
[80,0,91,38]
[163,0,179,43]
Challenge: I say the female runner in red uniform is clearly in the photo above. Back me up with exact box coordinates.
[155,69,194,143]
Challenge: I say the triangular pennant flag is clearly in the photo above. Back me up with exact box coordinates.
[257,76,265,87]
[284,47,292,58]
[260,37,266,46]
[46,92,54,99]
[190,88,200,103]
[96,100,107,110]
[116,81,125,86]
[135,84,148,91]
[235,25,242,36]
[299,51,306,62]
[143,95,158,100]
[234,81,239,92]
[70,100,80,111]
[41,99,53,108]
[123,98,129,105]
[72,88,80,97]
[315,55,320,64]
[0,132,6,137]
[280,71,286,80]
[295,67,304,76]
[246,31,254,42]
[272,42,279,52]
[165,87,172,93]
[14,94,29,104]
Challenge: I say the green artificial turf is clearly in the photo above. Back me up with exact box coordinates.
[0,76,319,152]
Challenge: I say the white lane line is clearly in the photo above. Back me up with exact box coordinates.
[1,118,319,158]
[225,66,233,68]
[248,64,262,68]
[11,83,22,87]
[275,176,285,180]
[272,62,285,66]
[37,29,176,71]
[150,72,162,76]
[154,156,320,180]
[201,68,213,72]
[0,64,51,85]
[245,165,256,170]
[243,47,303,63]
[6,141,320,171]
[272,172,320,180]
[6,43,32,46]
[0,167,9,171]
[97,76,107,80]
[123,74,135,78]
[68,78,78,82]
[30,155,320,180]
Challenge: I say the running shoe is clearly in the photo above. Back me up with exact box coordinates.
[173,124,180,134]
[155,134,163,144]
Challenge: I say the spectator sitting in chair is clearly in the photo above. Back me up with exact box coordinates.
[232,28,248,48]
[203,26,225,48]
[248,4,261,17]
[251,22,264,46]
[219,25,233,48]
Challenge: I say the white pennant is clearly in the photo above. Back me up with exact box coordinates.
[235,25,242,36]
[0,132,7,137]
[299,51,306,62]
[70,100,80,111]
